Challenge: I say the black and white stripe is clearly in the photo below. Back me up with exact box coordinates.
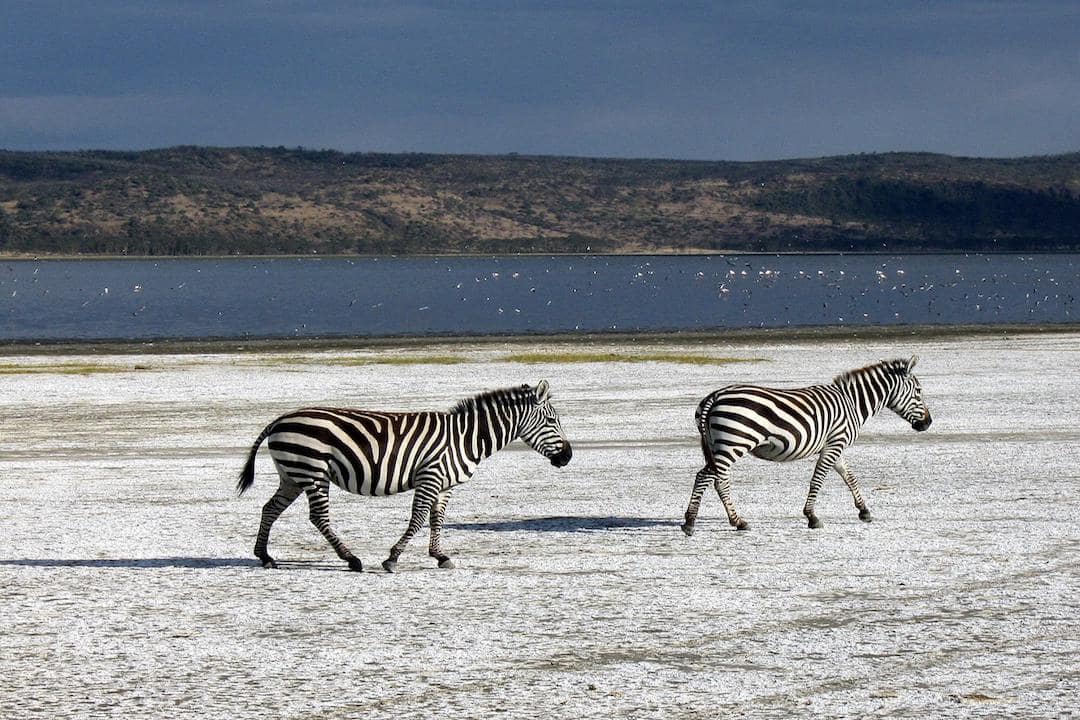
[682,356,931,533]
[238,380,572,572]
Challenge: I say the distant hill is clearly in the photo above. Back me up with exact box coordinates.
[1,146,1078,255]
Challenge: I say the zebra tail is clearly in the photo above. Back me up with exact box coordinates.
[695,392,720,467]
[237,424,273,495]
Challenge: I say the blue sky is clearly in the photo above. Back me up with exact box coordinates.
[2,1,1078,160]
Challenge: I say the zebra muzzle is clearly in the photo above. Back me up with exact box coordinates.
[550,444,573,467]
[912,413,932,432]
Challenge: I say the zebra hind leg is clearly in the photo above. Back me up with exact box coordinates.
[428,490,455,569]
[254,478,303,569]
[682,467,716,536]
[713,470,749,531]
[383,486,436,573]
[304,482,363,572]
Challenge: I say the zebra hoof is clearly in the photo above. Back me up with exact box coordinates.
[735,520,749,531]
[680,524,694,537]
[258,555,278,569]
[859,509,873,523]
[381,559,397,573]
[807,517,823,529]
[437,557,455,570]
[346,557,363,572]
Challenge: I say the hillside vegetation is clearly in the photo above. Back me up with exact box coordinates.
[1,147,1078,255]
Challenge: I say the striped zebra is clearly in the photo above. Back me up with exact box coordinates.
[682,356,931,534]
[237,380,572,572]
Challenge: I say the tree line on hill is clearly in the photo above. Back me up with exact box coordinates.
[1,146,1077,255]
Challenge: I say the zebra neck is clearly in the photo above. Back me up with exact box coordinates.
[842,381,888,426]
[455,404,519,464]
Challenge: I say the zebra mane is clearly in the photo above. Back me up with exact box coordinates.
[449,385,534,415]
[832,359,909,387]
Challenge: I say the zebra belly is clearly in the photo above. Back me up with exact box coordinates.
[749,436,824,462]
[750,437,789,461]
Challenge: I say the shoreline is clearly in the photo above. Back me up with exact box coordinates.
[1,323,1073,356]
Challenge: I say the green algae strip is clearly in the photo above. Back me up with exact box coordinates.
[242,352,762,367]
[320,355,469,366]
[502,352,760,365]
[314,353,757,366]
[247,354,470,367]
[0,362,144,375]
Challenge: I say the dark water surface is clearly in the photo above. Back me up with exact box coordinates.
[1,254,1076,341]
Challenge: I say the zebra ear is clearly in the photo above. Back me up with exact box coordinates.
[907,355,919,372]
[535,379,551,403]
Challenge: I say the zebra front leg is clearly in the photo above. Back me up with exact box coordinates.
[834,456,872,522]
[682,467,715,536]
[804,447,843,529]
[304,483,363,571]
[254,478,303,569]
[428,489,455,569]
[383,485,437,573]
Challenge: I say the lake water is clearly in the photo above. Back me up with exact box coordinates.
[1,254,1076,341]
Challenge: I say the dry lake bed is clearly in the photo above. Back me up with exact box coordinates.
[1,330,1077,718]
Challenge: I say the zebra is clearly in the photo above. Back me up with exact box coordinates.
[682,356,931,534]
[237,380,572,572]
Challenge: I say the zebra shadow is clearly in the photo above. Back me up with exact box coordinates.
[448,515,677,533]
[0,557,371,572]
[0,557,257,570]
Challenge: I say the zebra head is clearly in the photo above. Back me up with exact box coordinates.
[885,355,932,432]
[518,380,573,467]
